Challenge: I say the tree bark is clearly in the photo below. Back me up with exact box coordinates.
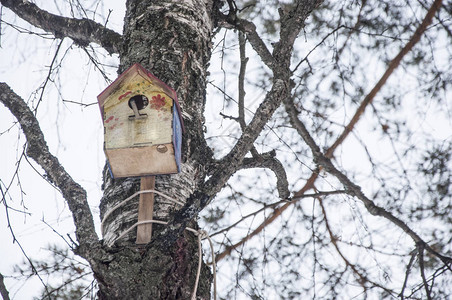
[94,1,215,298]
[0,0,121,54]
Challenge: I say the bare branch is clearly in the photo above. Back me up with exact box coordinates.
[283,91,452,265]
[204,0,324,200]
[0,272,10,300]
[215,170,319,262]
[205,78,288,196]
[292,25,345,73]
[0,0,122,54]
[272,0,323,71]
[214,0,445,262]
[418,244,433,300]
[33,39,64,113]
[235,18,275,70]
[216,6,274,69]
[0,83,100,258]
[326,0,443,156]
[156,79,290,249]
[0,182,51,295]
[237,31,249,133]
[237,32,259,158]
[240,151,290,199]
[210,197,289,239]
[158,0,324,248]
[215,190,344,261]
[319,197,396,296]
[399,251,417,299]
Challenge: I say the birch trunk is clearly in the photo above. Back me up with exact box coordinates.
[94,1,214,298]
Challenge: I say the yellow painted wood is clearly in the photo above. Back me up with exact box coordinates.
[104,91,173,150]
[99,63,180,177]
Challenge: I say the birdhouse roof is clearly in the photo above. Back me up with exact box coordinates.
[97,63,184,132]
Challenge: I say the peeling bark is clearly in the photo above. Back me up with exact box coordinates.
[96,0,215,298]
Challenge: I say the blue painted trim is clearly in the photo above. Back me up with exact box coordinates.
[173,104,182,172]
[107,161,114,179]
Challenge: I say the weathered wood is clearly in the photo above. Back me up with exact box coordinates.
[136,176,156,244]
[98,63,184,178]
[105,143,177,177]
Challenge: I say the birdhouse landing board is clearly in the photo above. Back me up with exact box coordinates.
[97,63,183,178]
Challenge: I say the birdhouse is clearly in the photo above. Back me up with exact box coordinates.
[97,63,184,178]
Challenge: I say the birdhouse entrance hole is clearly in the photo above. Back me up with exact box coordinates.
[128,95,149,110]
[129,95,149,119]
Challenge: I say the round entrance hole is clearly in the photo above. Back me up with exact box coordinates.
[128,95,149,110]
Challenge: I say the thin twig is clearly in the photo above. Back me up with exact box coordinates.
[418,243,433,300]
[33,39,64,113]
[215,0,445,262]
[399,251,417,299]
[0,184,50,296]
[319,196,396,296]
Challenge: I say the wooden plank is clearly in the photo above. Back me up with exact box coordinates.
[136,176,155,244]
[105,144,177,178]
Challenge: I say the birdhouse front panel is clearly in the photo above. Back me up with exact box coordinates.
[97,63,184,178]
[103,91,173,149]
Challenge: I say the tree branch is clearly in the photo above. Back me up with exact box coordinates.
[214,0,445,261]
[236,31,259,158]
[326,0,443,156]
[215,189,343,261]
[240,151,290,199]
[418,243,433,300]
[0,272,10,300]
[204,0,324,201]
[237,31,249,133]
[216,6,275,69]
[399,251,417,299]
[155,78,289,249]
[283,93,452,264]
[157,0,324,248]
[0,0,122,54]
[272,1,323,72]
[0,83,100,258]
[318,197,396,296]
[204,78,288,196]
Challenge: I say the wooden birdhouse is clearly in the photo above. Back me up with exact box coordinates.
[97,63,184,178]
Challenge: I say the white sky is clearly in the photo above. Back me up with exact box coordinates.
[0,2,125,298]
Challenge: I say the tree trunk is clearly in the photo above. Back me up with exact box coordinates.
[93,1,215,298]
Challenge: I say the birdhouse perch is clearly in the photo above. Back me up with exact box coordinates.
[97,63,184,178]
